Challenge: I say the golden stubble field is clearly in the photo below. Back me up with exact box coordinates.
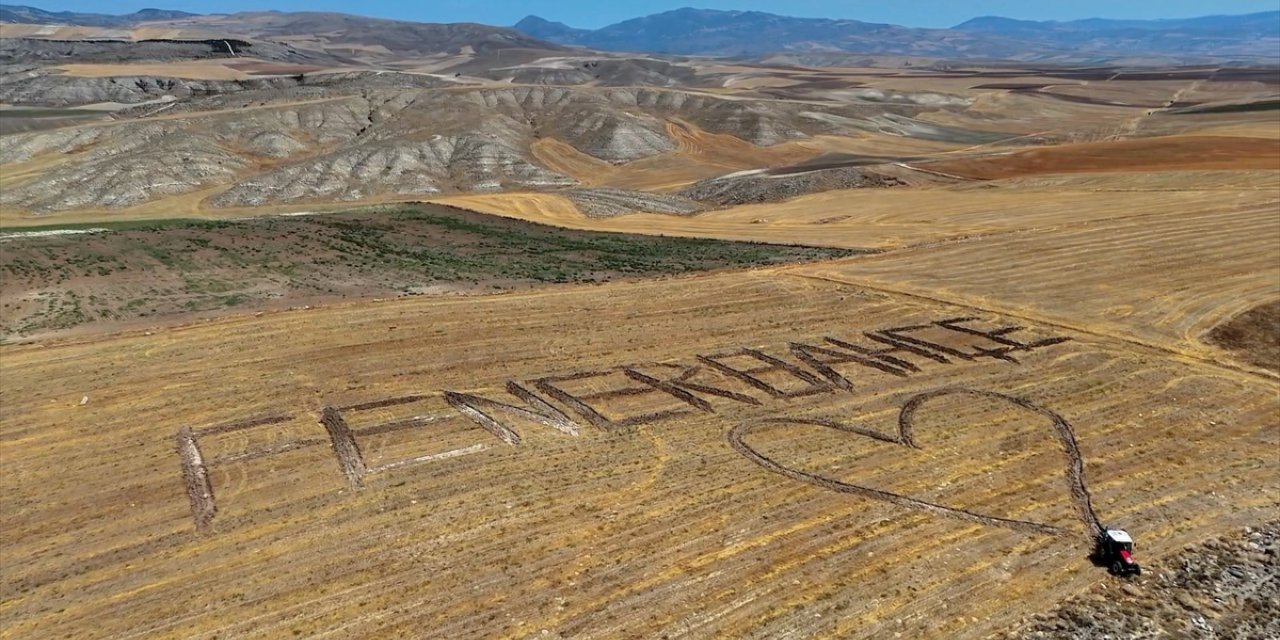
[2,61,1279,638]
[432,168,1280,250]
[3,163,1278,639]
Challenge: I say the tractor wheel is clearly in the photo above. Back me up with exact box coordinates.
[1133,565,1142,577]
[1111,560,1124,576]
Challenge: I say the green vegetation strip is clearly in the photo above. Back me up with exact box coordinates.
[1,204,865,337]
[1168,99,1280,115]
[2,218,238,234]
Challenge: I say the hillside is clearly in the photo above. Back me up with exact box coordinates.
[517,8,1036,58]
[0,8,563,59]
[514,7,1280,60]
[4,4,1277,62]
[0,5,197,26]
[161,11,564,56]
[514,15,592,43]
[953,11,1280,58]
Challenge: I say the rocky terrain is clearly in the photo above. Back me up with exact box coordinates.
[161,11,560,57]
[0,78,973,212]
[476,56,716,88]
[1002,523,1279,639]
[0,9,561,58]
[0,67,447,107]
[565,188,706,218]
[681,166,908,206]
[1,5,1275,221]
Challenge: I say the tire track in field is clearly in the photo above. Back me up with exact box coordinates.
[785,272,1274,383]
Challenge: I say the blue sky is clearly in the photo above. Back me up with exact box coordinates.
[31,1,1280,29]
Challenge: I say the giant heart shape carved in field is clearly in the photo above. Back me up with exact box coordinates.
[729,388,1102,538]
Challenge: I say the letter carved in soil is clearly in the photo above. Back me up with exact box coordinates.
[728,388,1102,539]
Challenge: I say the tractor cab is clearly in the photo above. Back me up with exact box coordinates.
[1095,528,1142,577]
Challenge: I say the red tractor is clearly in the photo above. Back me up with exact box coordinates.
[1094,528,1142,577]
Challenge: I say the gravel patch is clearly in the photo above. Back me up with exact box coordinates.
[681,166,906,207]
[566,187,706,218]
[1000,522,1279,639]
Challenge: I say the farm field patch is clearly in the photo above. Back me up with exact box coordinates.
[0,204,854,339]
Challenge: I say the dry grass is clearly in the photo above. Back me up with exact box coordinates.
[1036,80,1189,106]
[0,24,125,39]
[979,169,1280,191]
[0,22,220,40]
[432,180,1280,250]
[924,135,1280,179]
[1140,112,1280,139]
[55,61,255,80]
[1186,121,1280,138]
[794,202,1280,366]
[1,248,1275,639]
[915,91,1133,137]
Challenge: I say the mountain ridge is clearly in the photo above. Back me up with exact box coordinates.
[1,7,565,57]
[511,7,1280,59]
[0,4,198,26]
[513,15,591,42]
[0,4,1276,61]
[953,11,1280,32]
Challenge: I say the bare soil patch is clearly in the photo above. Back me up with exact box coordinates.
[1000,522,1279,639]
[1205,300,1280,374]
[55,61,253,80]
[225,61,329,75]
[0,109,108,134]
[924,136,1280,180]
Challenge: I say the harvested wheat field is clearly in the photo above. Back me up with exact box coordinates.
[923,136,1280,179]
[435,176,1280,250]
[2,28,1279,639]
[3,165,1279,639]
[55,61,257,80]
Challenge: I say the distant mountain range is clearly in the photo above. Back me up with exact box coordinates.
[952,12,1280,57]
[1,4,1277,61]
[954,12,1280,35]
[514,8,1280,60]
[0,5,197,27]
